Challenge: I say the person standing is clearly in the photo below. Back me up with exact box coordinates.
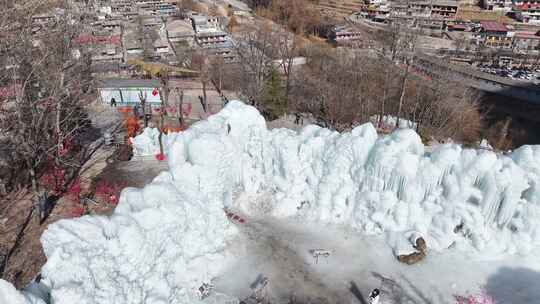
[133,104,140,119]
[110,97,117,107]
[369,288,380,304]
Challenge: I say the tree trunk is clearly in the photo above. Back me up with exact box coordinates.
[158,113,164,155]
[142,100,147,127]
[396,63,410,128]
[55,72,66,166]
[202,80,208,113]
[178,89,184,127]
[379,65,390,128]
[29,167,38,196]
[55,99,63,166]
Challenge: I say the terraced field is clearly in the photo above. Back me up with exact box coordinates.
[311,0,365,20]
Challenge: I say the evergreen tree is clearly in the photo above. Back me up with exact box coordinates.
[263,67,286,119]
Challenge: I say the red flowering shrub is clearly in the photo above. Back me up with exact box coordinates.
[39,165,65,195]
[95,180,126,205]
[66,177,82,204]
[455,290,495,304]
[71,204,85,217]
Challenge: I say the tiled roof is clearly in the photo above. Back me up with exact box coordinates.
[480,21,508,32]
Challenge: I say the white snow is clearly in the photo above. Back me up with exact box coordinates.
[3,100,540,303]
[0,280,45,304]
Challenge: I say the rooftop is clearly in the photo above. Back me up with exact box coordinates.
[456,7,513,23]
[411,0,459,6]
[76,34,121,45]
[191,15,208,24]
[97,79,161,89]
[166,19,194,34]
[514,31,540,39]
[480,21,508,32]
[196,29,228,37]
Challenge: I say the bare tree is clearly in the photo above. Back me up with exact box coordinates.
[191,52,210,114]
[156,69,171,155]
[233,22,276,107]
[138,90,148,127]
[274,30,302,110]
[1,1,92,199]
[396,29,419,128]
[174,88,185,127]
[0,0,94,280]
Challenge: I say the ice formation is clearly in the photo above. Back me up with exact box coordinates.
[131,101,540,256]
[3,100,540,303]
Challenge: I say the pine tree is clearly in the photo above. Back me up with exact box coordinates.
[263,67,286,119]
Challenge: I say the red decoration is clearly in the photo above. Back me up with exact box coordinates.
[152,88,159,96]
[155,153,166,161]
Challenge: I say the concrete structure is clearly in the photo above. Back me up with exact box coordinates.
[97,79,162,106]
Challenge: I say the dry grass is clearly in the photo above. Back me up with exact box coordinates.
[311,0,364,20]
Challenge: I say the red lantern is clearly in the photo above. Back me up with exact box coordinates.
[152,88,158,96]
[155,153,165,161]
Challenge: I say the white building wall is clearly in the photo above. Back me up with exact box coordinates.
[99,87,162,105]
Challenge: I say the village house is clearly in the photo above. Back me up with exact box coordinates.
[329,25,364,44]
[97,79,162,106]
[476,21,513,48]
[513,1,540,24]
[355,5,391,22]
[137,1,178,17]
[189,14,236,61]
[391,0,460,19]
[481,0,513,11]
[430,1,460,18]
